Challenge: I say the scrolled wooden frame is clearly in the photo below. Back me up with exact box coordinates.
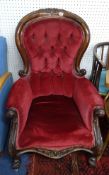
[7,9,105,169]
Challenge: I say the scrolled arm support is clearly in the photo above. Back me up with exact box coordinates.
[94,107,105,118]
[76,68,87,76]
[6,108,17,120]
[19,70,28,77]
[79,69,87,76]
[93,107,105,157]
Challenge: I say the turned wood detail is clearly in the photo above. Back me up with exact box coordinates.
[93,107,105,158]
[94,107,105,118]
[6,108,17,120]
[71,153,79,175]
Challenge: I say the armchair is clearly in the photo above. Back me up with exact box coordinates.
[0,36,13,152]
[6,9,105,169]
[90,42,109,95]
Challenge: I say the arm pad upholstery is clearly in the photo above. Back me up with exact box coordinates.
[6,78,33,134]
[72,77,104,129]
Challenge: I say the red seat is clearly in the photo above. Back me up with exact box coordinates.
[18,95,93,149]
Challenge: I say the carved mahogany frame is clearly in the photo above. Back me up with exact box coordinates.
[6,9,105,168]
[15,8,90,77]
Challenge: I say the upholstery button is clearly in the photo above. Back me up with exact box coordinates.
[50,46,55,56]
[31,33,35,40]
[57,33,61,41]
[70,33,73,38]
[44,32,48,38]
[64,46,67,50]
[44,57,48,69]
[51,46,54,50]
[44,32,49,42]
[36,46,45,57]
[38,46,41,50]
[68,33,74,44]
[62,46,69,56]
[57,57,60,65]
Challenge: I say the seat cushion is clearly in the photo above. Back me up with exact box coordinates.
[17,95,94,150]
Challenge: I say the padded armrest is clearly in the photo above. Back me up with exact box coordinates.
[6,78,33,133]
[72,77,104,129]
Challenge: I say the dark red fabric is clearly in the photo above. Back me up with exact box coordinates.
[6,75,104,149]
[72,77,104,129]
[28,72,74,97]
[22,18,83,74]
[6,78,33,135]
[18,95,94,149]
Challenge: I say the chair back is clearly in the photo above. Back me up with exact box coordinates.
[16,9,90,77]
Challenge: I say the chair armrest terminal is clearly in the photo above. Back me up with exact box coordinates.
[94,107,105,118]
[6,108,17,120]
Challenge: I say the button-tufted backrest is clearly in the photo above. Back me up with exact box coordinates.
[16,9,90,97]
[22,18,83,75]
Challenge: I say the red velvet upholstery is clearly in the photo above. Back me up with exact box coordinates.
[22,18,83,74]
[7,78,33,134]
[18,95,94,150]
[7,75,104,150]
[28,72,74,97]
[7,16,104,152]
[72,77,104,129]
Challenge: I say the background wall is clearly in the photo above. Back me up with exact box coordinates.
[0,0,109,81]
